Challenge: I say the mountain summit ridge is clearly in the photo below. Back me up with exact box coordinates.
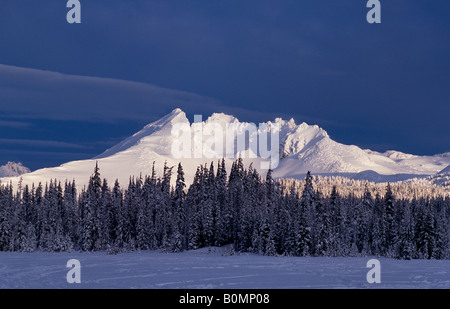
[0,162,31,177]
[1,108,449,188]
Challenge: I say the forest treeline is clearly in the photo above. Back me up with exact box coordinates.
[0,158,448,259]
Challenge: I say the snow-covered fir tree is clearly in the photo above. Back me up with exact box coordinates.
[0,160,448,259]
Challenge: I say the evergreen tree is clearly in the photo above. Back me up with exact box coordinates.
[415,203,435,259]
[370,194,387,256]
[432,200,448,259]
[64,180,79,248]
[395,200,415,260]
[215,159,229,246]
[23,223,37,252]
[297,172,314,256]
[81,163,102,251]
[13,197,27,251]
[0,184,13,251]
[136,200,150,250]
[228,157,245,248]
[313,190,331,256]
[111,179,125,253]
[0,159,447,259]
[384,182,395,253]
[353,188,371,255]
[329,186,345,256]
[186,167,202,250]
[170,164,185,253]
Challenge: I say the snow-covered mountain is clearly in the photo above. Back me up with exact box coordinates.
[0,162,31,177]
[428,165,450,187]
[1,108,449,189]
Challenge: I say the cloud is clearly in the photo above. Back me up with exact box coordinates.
[0,138,88,149]
[0,64,225,122]
[0,63,346,133]
[1,64,339,129]
[0,120,32,129]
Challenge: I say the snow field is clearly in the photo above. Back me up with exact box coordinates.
[0,249,448,289]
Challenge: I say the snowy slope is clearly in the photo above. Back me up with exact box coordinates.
[0,162,30,177]
[1,108,449,189]
[428,165,450,187]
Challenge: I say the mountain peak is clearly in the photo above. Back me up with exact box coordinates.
[143,108,188,129]
[206,112,238,124]
[0,162,31,177]
[172,107,184,114]
[87,110,450,179]
[5,108,449,190]
[96,109,189,159]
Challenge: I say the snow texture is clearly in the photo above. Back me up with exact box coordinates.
[0,249,448,289]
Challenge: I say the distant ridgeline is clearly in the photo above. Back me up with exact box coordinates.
[0,158,448,260]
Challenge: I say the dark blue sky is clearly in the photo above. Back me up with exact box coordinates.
[1,0,449,171]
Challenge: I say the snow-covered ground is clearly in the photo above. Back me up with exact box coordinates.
[0,248,448,289]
